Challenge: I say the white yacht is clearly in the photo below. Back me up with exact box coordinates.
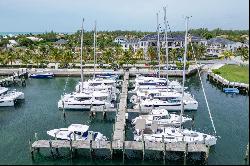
[58,90,115,110]
[0,87,24,106]
[133,15,217,147]
[75,78,119,95]
[132,109,192,127]
[132,76,184,92]
[134,126,217,146]
[47,124,107,141]
[133,90,198,111]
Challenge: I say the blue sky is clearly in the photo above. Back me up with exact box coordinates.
[0,0,248,32]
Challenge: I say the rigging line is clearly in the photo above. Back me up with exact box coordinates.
[166,20,174,38]
[189,38,217,136]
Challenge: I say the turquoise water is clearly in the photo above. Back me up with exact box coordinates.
[0,32,73,36]
[0,72,248,165]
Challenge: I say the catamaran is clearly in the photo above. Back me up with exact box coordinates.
[58,90,115,109]
[0,87,24,106]
[134,126,217,146]
[131,76,184,93]
[132,89,198,111]
[132,109,192,127]
[133,15,217,147]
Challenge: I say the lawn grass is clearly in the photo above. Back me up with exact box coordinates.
[212,64,249,84]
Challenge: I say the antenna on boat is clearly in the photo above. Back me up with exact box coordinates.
[93,20,97,80]
[157,12,161,78]
[80,18,84,93]
[163,6,169,90]
[179,16,190,131]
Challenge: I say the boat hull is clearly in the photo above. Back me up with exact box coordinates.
[30,73,54,78]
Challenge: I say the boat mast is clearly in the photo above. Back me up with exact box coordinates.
[179,16,189,130]
[93,20,97,79]
[80,18,84,93]
[163,6,169,89]
[157,12,161,78]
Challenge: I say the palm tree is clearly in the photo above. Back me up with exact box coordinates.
[235,46,249,61]
[20,49,32,67]
[60,49,73,68]
[102,48,114,64]
[114,46,124,61]
[147,46,157,61]
[221,50,234,60]
[49,47,61,66]
[169,48,178,63]
[6,49,16,65]
[135,48,144,60]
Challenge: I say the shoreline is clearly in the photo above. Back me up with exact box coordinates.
[0,65,200,77]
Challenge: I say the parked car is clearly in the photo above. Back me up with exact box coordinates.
[163,65,178,70]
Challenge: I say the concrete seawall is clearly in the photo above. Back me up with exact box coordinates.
[0,65,200,77]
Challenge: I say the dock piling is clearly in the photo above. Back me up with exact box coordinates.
[110,140,113,160]
[184,143,188,165]
[70,139,73,159]
[49,139,54,157]
[29,139,34,158]
[62,101,66,118]
[142,131,145,160]
[244,143,249,164]
[162,135,166,162]
[122,141,125,163]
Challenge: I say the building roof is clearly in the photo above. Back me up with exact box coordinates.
[54,39,68,45]
[207,37,235,45]
[125,38,140,44]
[115,36,127,40]
[139,34,205,42]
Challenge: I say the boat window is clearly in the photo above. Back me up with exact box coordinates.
[166,137,175,139]
[95,97,107,101]
[74,131,82,135]
[82,131,88,137]
[76,97,92,101]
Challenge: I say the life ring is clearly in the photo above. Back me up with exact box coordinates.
[130,95,138,104]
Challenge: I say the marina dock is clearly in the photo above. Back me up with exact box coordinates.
[0,69,28,87]
[30,71,210,163]
[207,71,249,94]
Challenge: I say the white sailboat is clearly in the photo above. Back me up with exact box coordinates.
[74,20,119,96]
[134,15,217,146]
[58,20,115,110]
[132,89,198,111]
[58,90,115,109]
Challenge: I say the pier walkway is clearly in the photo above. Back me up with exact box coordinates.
[112,72,129,142]
[0,69,28,86]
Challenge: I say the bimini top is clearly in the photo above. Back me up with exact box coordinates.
[68,124,89,133]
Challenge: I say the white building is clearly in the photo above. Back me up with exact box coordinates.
[114,36,127,44]
[206,37,243,57]
[7,40,18,48]
[26,36,43,41]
